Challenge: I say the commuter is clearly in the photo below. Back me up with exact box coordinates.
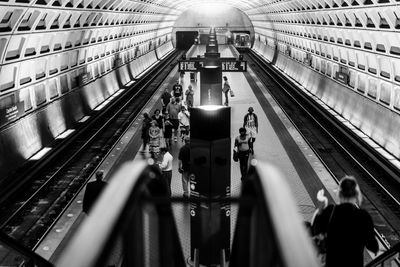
[152,109,164,130]
[172,80,183,102]
[82,170,108,214]
[161,88,172,113]
[312,176,378,267]
[178,136,191,198]
[166,97,181,142]
[222,76,230,106]
[243,107,258,155]
[158,147,173,196]
[141,112,152,152]
[163,113,173,149]
[234,127,251,180]
[178,106,190,141]
[148,120,162,159]
[185,85,194,108]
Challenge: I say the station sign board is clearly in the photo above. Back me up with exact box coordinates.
[178,59,247,72]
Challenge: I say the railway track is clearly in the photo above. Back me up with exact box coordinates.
[0,49,183,260]
[246,50,400,249]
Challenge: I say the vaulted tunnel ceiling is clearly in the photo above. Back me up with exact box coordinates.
[0,0,399,110]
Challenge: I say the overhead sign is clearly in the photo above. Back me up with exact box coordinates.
[0,101,24,126]
[179,60,204,72]
[178,59,247,72]
[221,60,247,72]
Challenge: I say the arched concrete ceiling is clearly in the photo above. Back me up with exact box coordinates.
[0,0,399,112]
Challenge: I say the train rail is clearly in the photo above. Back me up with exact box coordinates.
[246,50,400,250]
[0,49,184,262]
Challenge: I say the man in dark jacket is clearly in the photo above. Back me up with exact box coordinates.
[82,170,108,214]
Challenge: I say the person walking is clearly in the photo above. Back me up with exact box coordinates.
[222,76,230,106]
[166,97,181,142]
[312,176,378,267]
[185,85,194,108]
[152,109,164,130]
[178,106,190,141]
[158,147,173,196]
[234,127,251,180]
[141,112,152,153]
[163,112,173,149]
[172,80,183,102]
[148,120,162,159]
[178,136,191,198]
[243,107,258,154]
[161,88,172,114]
[82,170,108,214]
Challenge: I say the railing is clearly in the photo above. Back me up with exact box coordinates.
[56,160,319,267]
[230,162,320,267]
[0,231,53,267]
[366,242,400,267]
[56,161,185,267]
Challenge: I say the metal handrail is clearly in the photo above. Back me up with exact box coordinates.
[56,161,185,267]
[230,161,320,267]
[366,242,400,267]
[254,162,320,267]
[56,160,321,267]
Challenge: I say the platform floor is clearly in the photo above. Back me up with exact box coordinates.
[36,45,340,264]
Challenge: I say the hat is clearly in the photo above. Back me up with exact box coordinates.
[248,107,254,112]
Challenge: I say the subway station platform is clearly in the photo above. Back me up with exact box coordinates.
[35,45,340,263]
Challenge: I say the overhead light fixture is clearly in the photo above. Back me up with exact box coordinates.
[203,57,220,69]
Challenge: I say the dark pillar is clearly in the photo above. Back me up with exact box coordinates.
[200,67,222,105]
[189,106,231,265]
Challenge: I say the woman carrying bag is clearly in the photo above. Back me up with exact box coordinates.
[312,176,378,267]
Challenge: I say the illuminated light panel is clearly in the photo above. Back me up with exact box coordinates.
[56,129,76,139]
[30,147,52,160]
[94,100,111,111]
[79,116,90,123]
[125,81,135,87]
[94,89,124,111]
[136,62,159,79]
[198,105,224,111]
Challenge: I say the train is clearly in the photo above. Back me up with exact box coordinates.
[233,32,251,49]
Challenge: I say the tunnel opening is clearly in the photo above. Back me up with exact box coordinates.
[176,31,198,49]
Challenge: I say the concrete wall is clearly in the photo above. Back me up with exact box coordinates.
[253,40,400,160]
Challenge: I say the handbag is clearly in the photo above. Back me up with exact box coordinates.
[233,149,239,162]
[313,206,335,266]
[230,90,235,97]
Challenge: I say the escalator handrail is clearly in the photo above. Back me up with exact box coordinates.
[253,162,320,267]
[55,161,172,267]
[0,231,53,267]
[365,242,400,267]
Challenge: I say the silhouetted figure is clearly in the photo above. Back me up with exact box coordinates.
[185,85,194,108]
[243,107,258,155]
[141,112,152,152]
[158,147,173,196]
[312,176,378,267]
[82,170,108,214]
[222,76,230,106]
[234,127,251,180]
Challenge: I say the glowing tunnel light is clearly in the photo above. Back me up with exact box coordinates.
[30,147,52,160]
[56,129,76,139]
